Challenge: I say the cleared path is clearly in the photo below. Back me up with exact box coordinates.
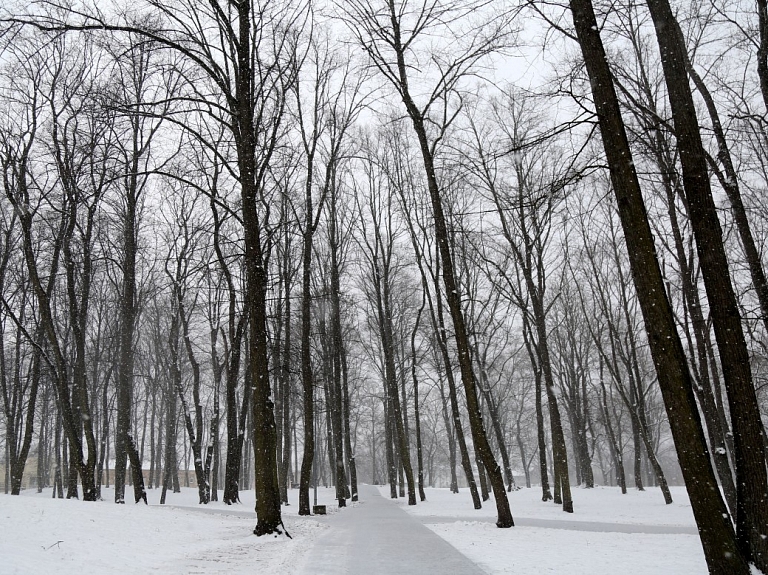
[418,515,698,535]
[296,484,485,575]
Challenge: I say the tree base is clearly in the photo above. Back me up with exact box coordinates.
[496,517,515,528]
[253,520,283,536]
[562,500,574,513]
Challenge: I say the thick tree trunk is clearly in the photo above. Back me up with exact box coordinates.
[759,0,768,109]
[569,0,748,569]
[651,137,738,512]
[644,2,768,567]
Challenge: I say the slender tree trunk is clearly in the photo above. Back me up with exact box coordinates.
[438,377,459,493]
[298,158,317,516]
[411,300,427,501]
[382,2,511,525]
[475,346,516,491]
[384,397,397,498]
[374,256,416,506]
[341,347,357,501]
[279,251,292,505]
[600,365,626,494]
[523,316,552,501]
[435,293,481,509]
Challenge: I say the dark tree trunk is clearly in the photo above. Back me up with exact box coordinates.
[341,347,358,501]
[475,346,516,491]
[210,194,246,507]
[682,52,768,340]
[279,237,293,505]
[377,1,511,526]
[411,299,427,501]
[644,1,768,567]
[759,0,768,109]
[384,398,397,499]
[7,329,42,496]
[434,292,481,509]
[568,0,749,569]
[409,99,512,527]
[649,128,738,512]
[297,140,317,516]
[528,281,572,513]
[523,316,552,501]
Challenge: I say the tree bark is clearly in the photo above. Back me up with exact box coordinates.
[568,0,748,569]
[644,1,768,567]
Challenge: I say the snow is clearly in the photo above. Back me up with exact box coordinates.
[1,486,330,575]
[427,521,705,575]
[381,484,698,527]
[1,483,709,574]
[378,485,707,574]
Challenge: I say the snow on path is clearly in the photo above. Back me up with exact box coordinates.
[3,484,707,574]
[293,484,485,575]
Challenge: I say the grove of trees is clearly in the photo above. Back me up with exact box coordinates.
[1,0,767,572]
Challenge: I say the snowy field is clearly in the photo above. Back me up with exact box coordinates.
[0,483,707,574]
[379,485,707,575]
[0,486,331,574]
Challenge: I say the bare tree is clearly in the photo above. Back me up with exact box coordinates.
[567,0,748,569]
[341,0,515,526]
[641,1,768,567]
[465,92,580,511]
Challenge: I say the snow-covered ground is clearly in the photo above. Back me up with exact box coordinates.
[0,485,332,574]
[0,483,708,574]
[384,483,697,526]
[380,484,707,575]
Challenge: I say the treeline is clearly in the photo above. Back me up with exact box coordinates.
[0,1,767,572]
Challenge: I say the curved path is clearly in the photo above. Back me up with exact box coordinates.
[295,484,485,575]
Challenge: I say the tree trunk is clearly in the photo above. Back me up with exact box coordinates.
[568,0,748,569]
[411,300,427,501]
[297,156,317,516]
[523,316,552,502]
[434,294,481,509]
[644,1,768,566]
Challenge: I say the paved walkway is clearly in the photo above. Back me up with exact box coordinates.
[296,484,485,575]
[419,515,698,535]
